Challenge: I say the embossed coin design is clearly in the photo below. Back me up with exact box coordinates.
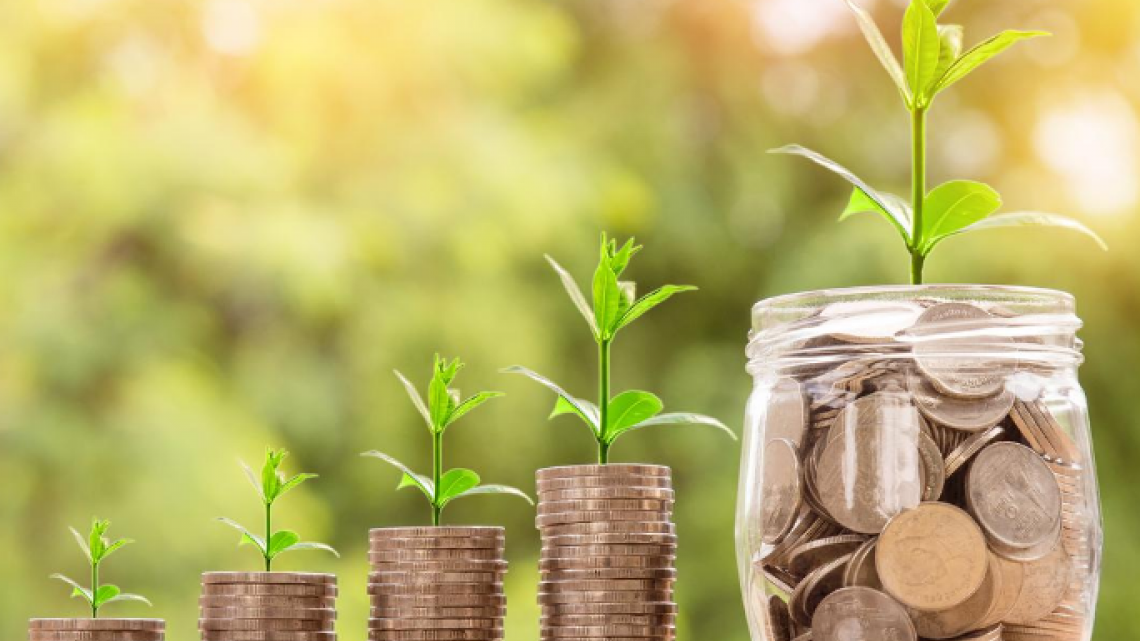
[811,587,916,641]
[967,442,1062,558]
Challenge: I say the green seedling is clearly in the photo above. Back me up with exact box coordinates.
[51,518,151,618]
[364,355,534,526]
[505,233,735,464]
[772,0,1106,284]
[217,448,339,571]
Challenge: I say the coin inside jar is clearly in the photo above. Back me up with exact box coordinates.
[762,439,803,545]
[767,377,808,447]
[967,442,1063,560]
[908,303,1012,399]
[908,552,1001,639]
[909,373,1015,432]
[811,586,917,641]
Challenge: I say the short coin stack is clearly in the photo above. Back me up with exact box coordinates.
[29,619,165,641]
[536,464,678,641]
[367,526,507,641]
[751,301,1096,641]
[199,572,337,641]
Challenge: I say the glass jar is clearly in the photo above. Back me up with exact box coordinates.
[736,285,1102,641]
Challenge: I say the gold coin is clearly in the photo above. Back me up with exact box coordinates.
[537,464,670,479]
[538,486,675,502]
[200,632,334,641]
[543,532,676,547]
[368,618,501,630]
[917,430,947,501]
[29,620,164,631]
[536,498,674,514]
[538,578,674,593]
[842,537,882,590]
[199,595,335,608]
[366,630,501,641]
[536,511,672,527]
[538,556,674,570]
[877,502,988,611]
[1002,541,1072,625]
[368,548,503,562]
[537,590,673,604]
[538,601,677,615]
[370,594,506,607]
[537,624,674,637]
[198,606,335,620]
[540,567,677,581]
[908,552,1000,639]
[539,521,675,537]
[367,583,503,596]
[201,584,337,597]
[369,606,505,619]
[536,476,673,492]
[369,527,504,539]
[539,543,676,558]
[28,633,162,641]
[367,560,508,573]
[811,587,916,641]
[202,572,335,585]
[978,555,1023,628]
[198,619,332,631]
[368,571,502,584]
[368,537,505,551]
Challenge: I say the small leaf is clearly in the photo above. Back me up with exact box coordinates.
[93,584,121,608]
[216,517,267,555]
[100,538,133,562]
[608,412,737,445]
[437,469,481,506]
[283,541,340,557]
[361,451,435,499]
[771,145,913,242]
[843,0,910,103]
[69,527,92,563]
[550,396,602,430]
[933,30,1050,95]
[902,0,940,103]
[839,188,915,245]
[394,370,433,430]
[609,237,641,277]
[937,212,1107,252]
[241,461,266,502]
[448,484,535,506]
[919,180,1003,253]
[429,355,458,430]
[261,449,284,503]
[924,0,952,17]
[613,285,697,333]
[88,519,108,562]
[546,255,600,339]
[503,366,601,435]
[267,530,301,558]
[934,25,964,81]
[616,281,636,320]
[104,593,152,607]
[605,391,663,438]
[277,473,318,500]
[445,391,504,429]
[51,574,93,605]
[592,255,622,339]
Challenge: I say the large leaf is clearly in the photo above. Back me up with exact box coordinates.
[934,24,964,81]
[936,212,1107,252]
[902,0,941,103]
[394,370,433,430]
[92,584,121,608]
[361,451,435,499]
[502,366,601,434]
[608,412,737,445]
[437,469,481,506]
[276,472,318,501]
[550,396,602,430]
[444,391,504,429]
[103,592,152,607]
[69,527,92,563]
[839,188,914,244]
[605,391,663,438]
[612,285,696,334]
[771,145,913,243]
[592,256,622,339]
[546,255,600,338]
[843,0,910,102]
[51,574,93,605]
[448,484,535,506]
[215,517,267,555]
[267,530,301,558]
[919,180,1002,253]
[933,30,1050,95]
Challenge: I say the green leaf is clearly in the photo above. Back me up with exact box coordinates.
[282,541,340,557]
[550,396,602,430]
[241,461,265,502]
[933,30,1050,95]
[267,530,301,558]
[502,366,601,435]
[444,391,503,429]
[99,538,133,562]
[936,212,1107,252]
[69,527,92,563]
[104,593,152,607]
[437,468,481,506]
[545,255,600,339]
[394,370,433,430]
[93,584,120,608]
[447,484,535,506]
[277,472,318,501]
[924,0,952,17]
[903,0,940,103]
[592,254,622,339]
[51,574,93,605]
[919,180,1003,253]
[771,145,913,243]
[262,449,285,503]
[88,519,108,562]
[605,390,663,438]
[608,237,641,277]
[842,0,910,103]
[934,25,964,81]
[361,451,435,500]
[839,188,915,245]
[608,412,737,445]
[216,517,267,555]
[612,285,696,334]
[616,281,636,321]
[428,355,459,431]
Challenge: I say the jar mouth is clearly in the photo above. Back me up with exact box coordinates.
[747,284,1083,374]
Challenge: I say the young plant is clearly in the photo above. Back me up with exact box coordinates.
[51,519,151,618]
[363,355,534,526]
[772,0,1106,284]
[505,234,735,464]
[217,448,339,571]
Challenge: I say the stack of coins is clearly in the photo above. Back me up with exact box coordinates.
[536,464,678,641]
[29,619,165,641]
[748,301,1097,641]
[368,526,506,641]
[199,572,337,641]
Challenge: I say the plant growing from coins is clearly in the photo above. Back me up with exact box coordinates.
[51,519,151,617]
[364,355,534,526]
[217,448,339,571]
[772,0,1105,284]
[505,233,735,464]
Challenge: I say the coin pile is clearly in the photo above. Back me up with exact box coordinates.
[751,301,1096,641]
[368,526,506,641]
[199,572,336,641]
[29,619,165,641]
[536,464,678,641]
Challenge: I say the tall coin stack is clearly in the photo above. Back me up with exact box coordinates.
[536,464,678,641]
[367,526,507,641]
[199,572,337,641]
[29,619,165,641]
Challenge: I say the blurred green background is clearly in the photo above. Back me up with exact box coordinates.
[1,0,1138,638]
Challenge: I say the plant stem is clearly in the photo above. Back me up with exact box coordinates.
[264,502,272,572]
[432,429,443,526]
[91,560,100,618]
[910,105,928,285]
[597,339,611,465]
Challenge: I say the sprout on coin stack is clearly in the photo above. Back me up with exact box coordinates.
[30,519,164,641]
[505,234,735,641]
[201,449,340,641]
[361,355,533,641]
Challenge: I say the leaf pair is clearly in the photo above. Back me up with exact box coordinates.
[550,233,695,344]
[362,451,533,511]
[50,574,151,610]
[216,517,338,563]
[397,356,503,434]
[70,519,132,566]
[242,448,317,507]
